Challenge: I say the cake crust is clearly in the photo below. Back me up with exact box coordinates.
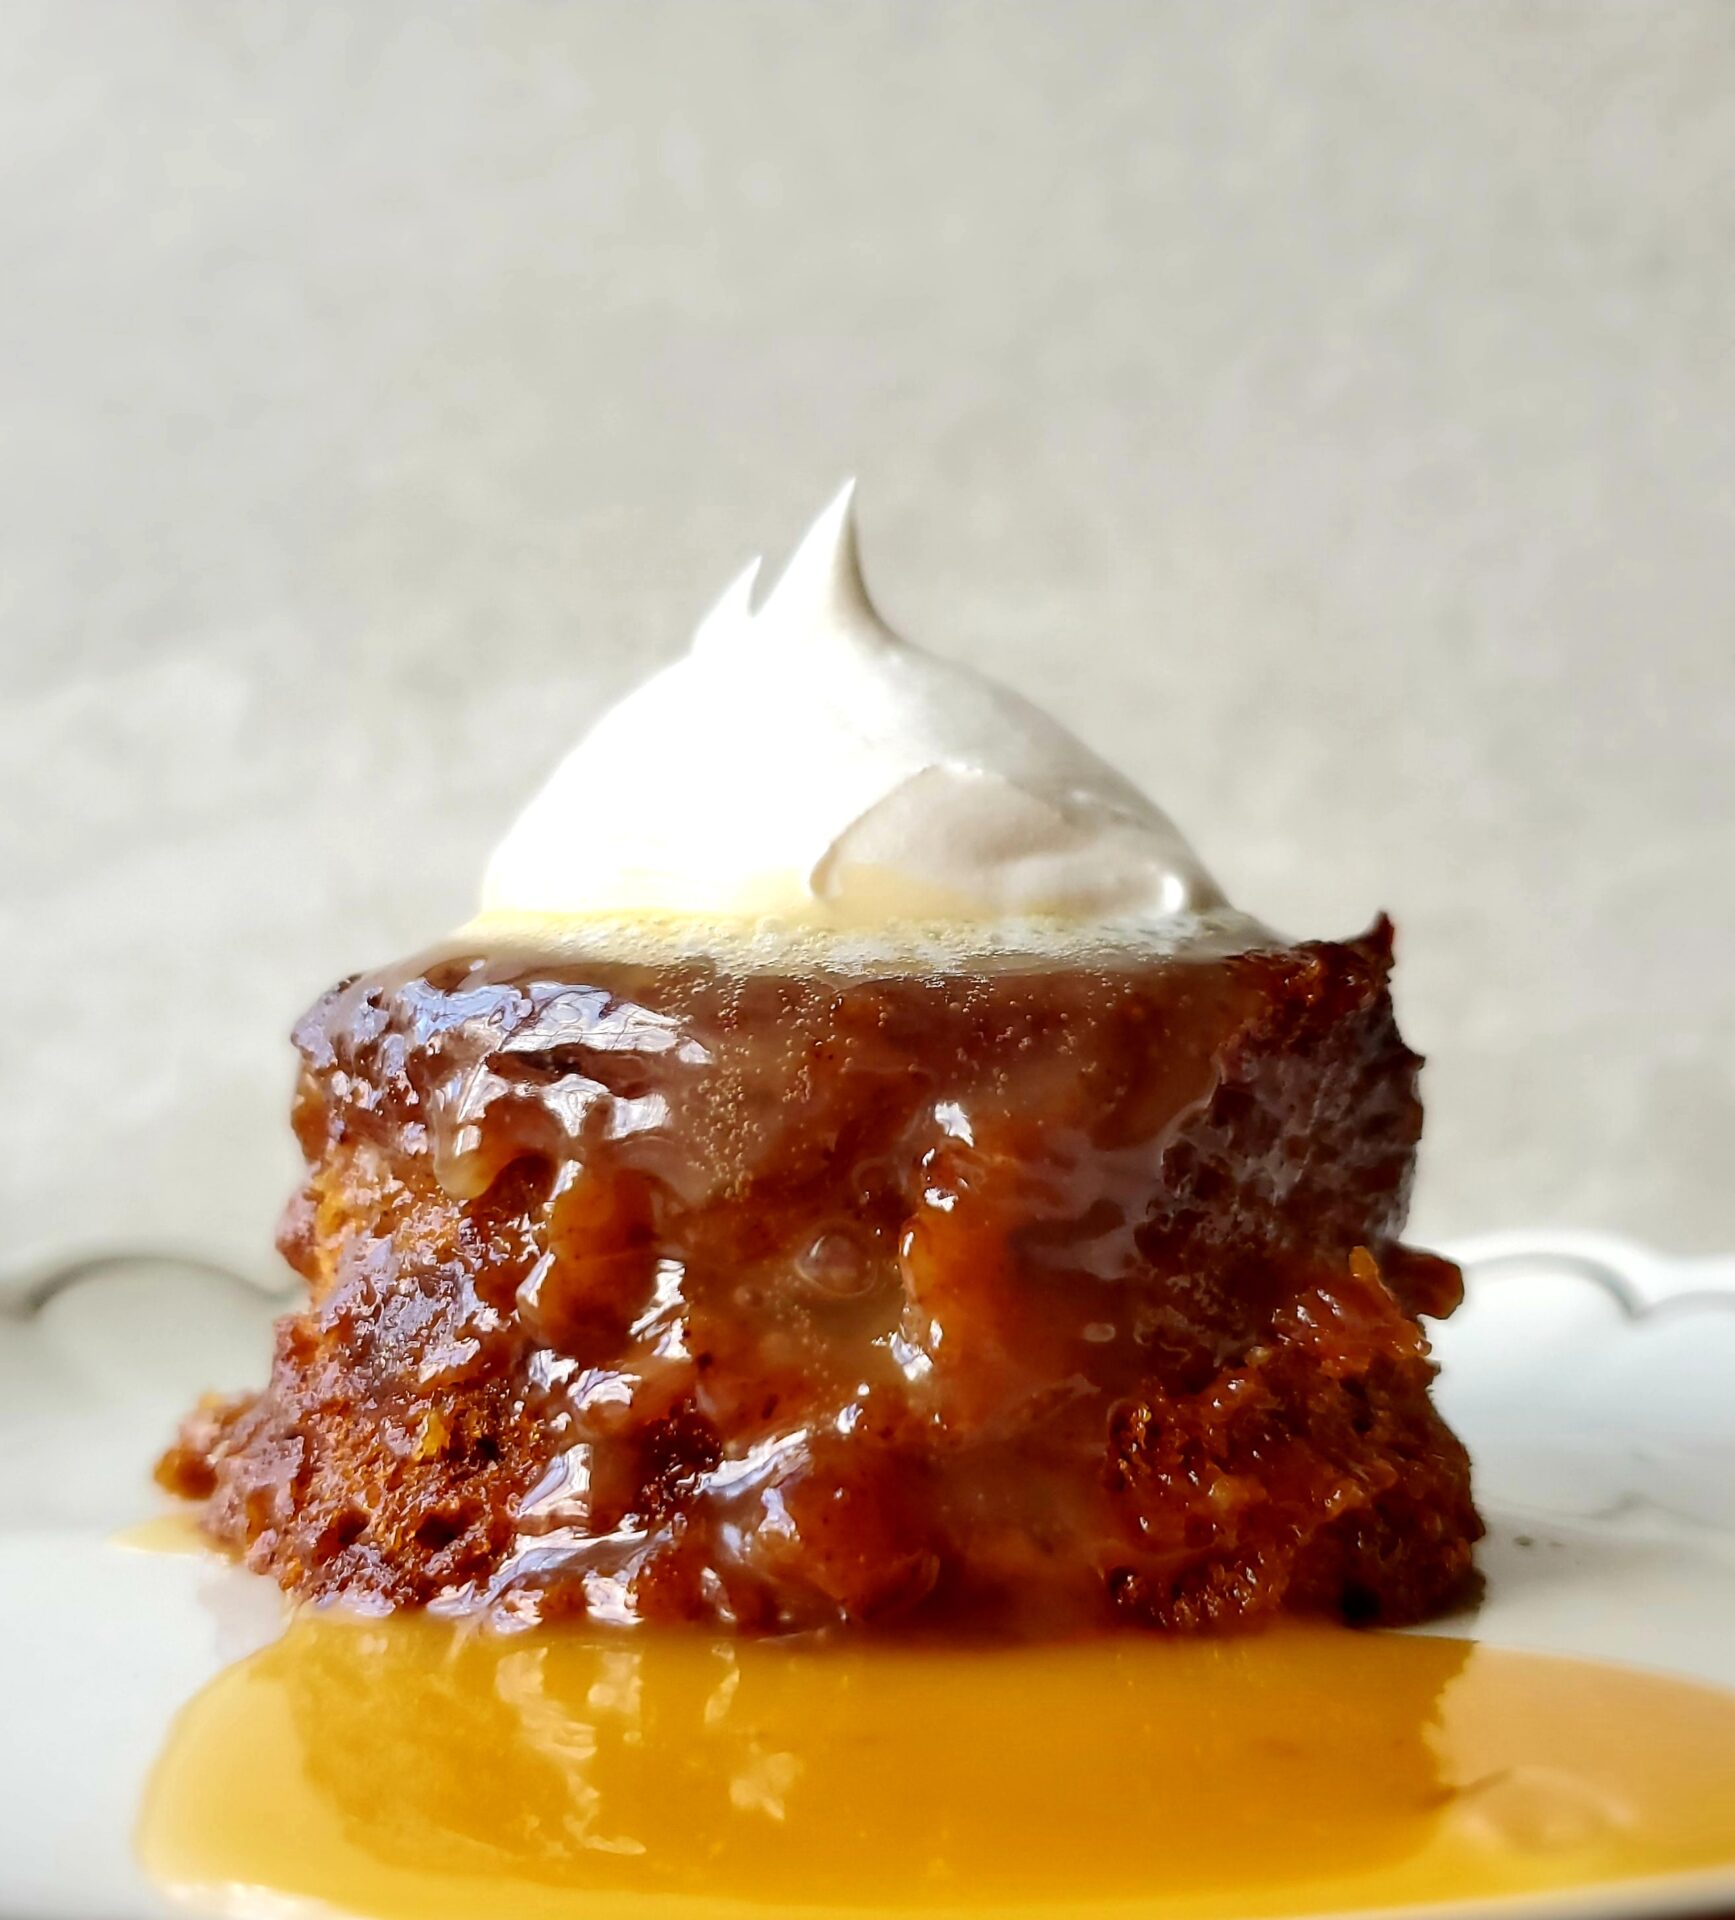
[161,919,1481,1632]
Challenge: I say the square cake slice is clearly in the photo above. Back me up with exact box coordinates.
[162,916,1480,1633]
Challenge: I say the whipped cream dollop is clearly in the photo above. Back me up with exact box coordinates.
[480,485,1226,934]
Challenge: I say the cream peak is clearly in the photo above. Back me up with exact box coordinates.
[478,487,1226,933]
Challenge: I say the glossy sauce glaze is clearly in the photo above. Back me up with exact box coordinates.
[139,1614,1735,1920]
[162,924,1478,1633]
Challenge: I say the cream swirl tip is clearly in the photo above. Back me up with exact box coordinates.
[479,484,1225,928]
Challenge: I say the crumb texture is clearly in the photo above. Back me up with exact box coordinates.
[162,920,1481,1632]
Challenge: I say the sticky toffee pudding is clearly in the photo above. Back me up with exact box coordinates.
[159,487,1480,1634]
[160,919,1479,1631]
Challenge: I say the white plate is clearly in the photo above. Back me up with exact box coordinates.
[2,1233,1732,1920]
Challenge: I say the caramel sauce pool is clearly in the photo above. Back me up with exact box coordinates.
[138,1616,1735,1920]
[112,1510,221,1557]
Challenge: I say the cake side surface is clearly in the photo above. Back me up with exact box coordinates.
[160,920,1480,1632]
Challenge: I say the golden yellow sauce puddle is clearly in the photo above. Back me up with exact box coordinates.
[139,1614,1735,1920]
[111,1510,220,1557]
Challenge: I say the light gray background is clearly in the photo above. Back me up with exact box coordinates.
[3,0,1732,1291]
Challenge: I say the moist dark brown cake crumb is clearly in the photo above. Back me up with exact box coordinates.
[162,917,1481,1633]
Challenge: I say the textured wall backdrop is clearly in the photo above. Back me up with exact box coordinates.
[3,0,1732,1290]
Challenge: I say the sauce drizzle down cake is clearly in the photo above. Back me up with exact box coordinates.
[161,488,1481,1633]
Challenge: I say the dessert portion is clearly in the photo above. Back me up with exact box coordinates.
[161,488,1480,1633]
